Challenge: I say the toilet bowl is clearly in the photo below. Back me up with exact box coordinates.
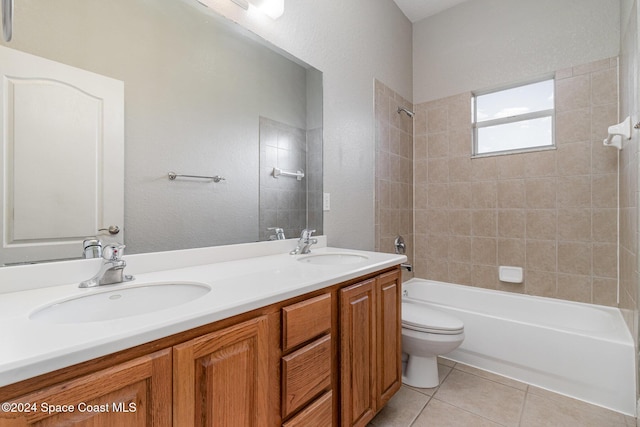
[401,302,464,388]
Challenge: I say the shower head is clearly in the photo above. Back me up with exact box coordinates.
[397,106,415,118]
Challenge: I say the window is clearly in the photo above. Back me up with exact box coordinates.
[472,78,555,156]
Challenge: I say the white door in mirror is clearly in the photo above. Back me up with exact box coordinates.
[0,46,124,265]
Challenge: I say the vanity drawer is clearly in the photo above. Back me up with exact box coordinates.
[282,390,333,427]
[282,293,332,351]
[282,334,332,418]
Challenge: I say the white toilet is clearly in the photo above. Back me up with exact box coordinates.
[401,302,465,388]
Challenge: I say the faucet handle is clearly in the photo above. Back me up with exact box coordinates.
[103,244,126,261]
[300,228,316,239]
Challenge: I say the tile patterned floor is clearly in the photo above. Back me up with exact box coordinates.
[369,359,636,427]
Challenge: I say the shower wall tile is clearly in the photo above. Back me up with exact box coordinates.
[374,81,414,271]
[555,74,590,112]
[557,242,592,275]
[557,209,592,241]
[524,150,557,177]
[556,108,591,144]
[557,274,592,303]
[497,238,525,266]
[572,58,611,75]
[497,180,525,209]
[592,277,617,306]
[526,210,557,241]
[591,68,618,105]
[497,154,524,179]
[412,58,619,306]
[498,210,525,239]
[557,142,591,176]
[374,60,619,306]
[525,178,557,209]
[592,209,617,243]
[259,117,310,241]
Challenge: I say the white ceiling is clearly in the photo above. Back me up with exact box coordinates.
[393,0,473,23]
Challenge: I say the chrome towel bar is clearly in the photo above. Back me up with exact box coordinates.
[168,172,225,183]
[272,167,304,181]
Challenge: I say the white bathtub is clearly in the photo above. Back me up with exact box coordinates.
[403,278,636,416]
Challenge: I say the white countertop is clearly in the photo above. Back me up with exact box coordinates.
[0,240,405,387]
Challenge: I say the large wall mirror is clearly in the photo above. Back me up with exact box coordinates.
[0,0,323,266]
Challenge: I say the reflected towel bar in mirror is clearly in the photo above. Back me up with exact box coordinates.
[168,172,226,183]
[272,167,304,181]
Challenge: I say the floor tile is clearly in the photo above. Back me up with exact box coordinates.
[521,390,629,427]
[369,386,429,427]
[412,398,503,427]
[434,369,525,426]
[377,363,636,427]
[454,362,528,391]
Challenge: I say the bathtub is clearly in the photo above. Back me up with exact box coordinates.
[402,278,636,416]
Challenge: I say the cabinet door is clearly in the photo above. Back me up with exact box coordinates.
[339,278,377,427]
[376,270,402,408]
[0,349,171,427]
[173,316,270,427]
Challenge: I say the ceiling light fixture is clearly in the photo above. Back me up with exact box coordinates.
[2,0,13,42]
[230,0,249,10]
[230,0,283,19]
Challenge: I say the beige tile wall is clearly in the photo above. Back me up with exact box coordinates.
[412,58,619,305]
[374,80,414,266]
[619,121,638,338]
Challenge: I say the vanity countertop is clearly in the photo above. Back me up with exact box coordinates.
[0,240,406,387]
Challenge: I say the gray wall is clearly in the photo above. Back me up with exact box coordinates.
[413,0,620,103]
[196,0,414,250]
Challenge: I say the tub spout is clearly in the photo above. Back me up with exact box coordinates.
[401,263,413,272]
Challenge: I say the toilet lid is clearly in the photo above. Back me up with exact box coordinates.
[402,302,464,334]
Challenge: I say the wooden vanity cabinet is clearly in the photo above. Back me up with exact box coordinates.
[339,269,402,427]
[280,293,333,426]
[0,349,172,427]
[0,266,402,427]
[173,315,271,427]
[376,270,403,408]
[339,278,377,426]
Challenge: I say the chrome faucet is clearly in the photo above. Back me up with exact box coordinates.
[268,227,286,240]
[79,244,134,288]
[290,229,318,255]
[82,238,103,259]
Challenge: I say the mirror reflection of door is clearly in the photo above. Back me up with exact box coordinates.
[0,46,124,266]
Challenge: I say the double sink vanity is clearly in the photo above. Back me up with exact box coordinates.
[0,237,406,426]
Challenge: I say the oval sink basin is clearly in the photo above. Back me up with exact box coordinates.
[30,282,211,324]
[297,253,368,265]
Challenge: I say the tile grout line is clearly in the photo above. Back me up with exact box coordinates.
[438,363,527,426]
[408,394,432,427]
[406,361,452,427]
[517,385,531,426]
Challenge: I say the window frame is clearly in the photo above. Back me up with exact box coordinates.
[471,76,556,157]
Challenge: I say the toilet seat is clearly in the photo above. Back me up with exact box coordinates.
[402,302,464,335]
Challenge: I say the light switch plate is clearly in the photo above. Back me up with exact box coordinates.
[323,192,330,211]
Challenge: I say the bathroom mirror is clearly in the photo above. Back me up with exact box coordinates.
[0,0,323,266]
